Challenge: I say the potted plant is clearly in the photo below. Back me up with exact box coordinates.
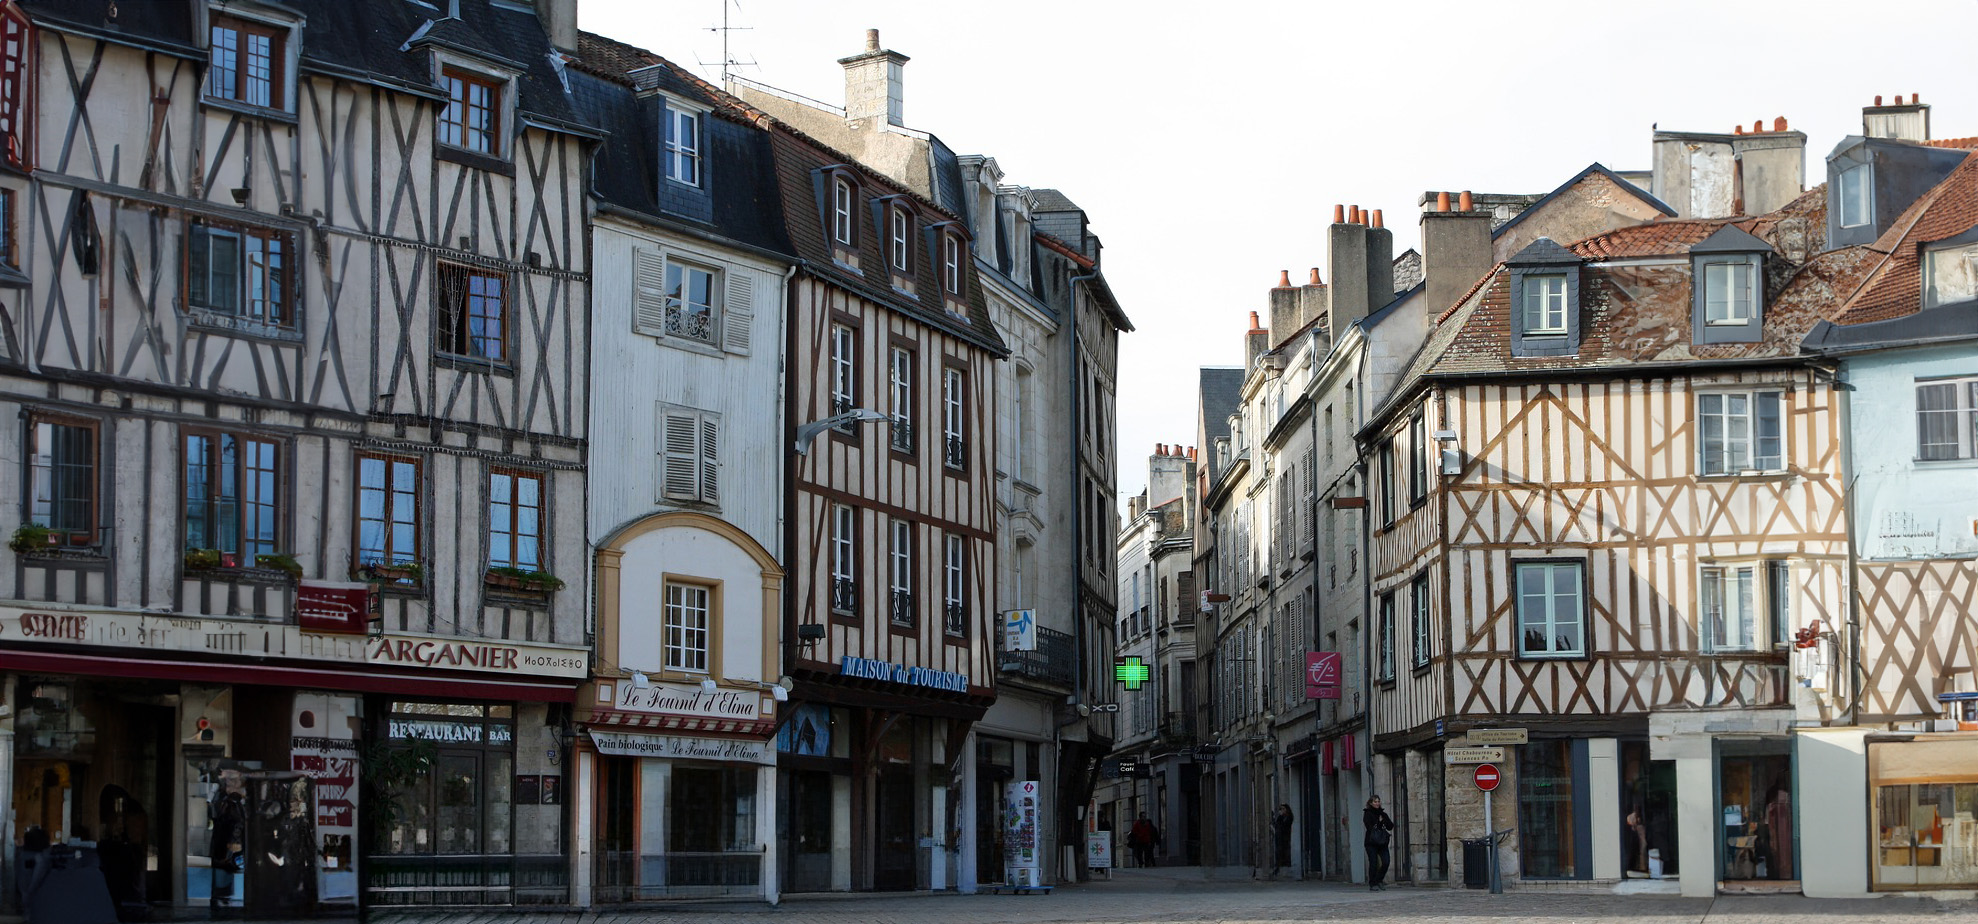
[254,553,303,579]
[486,566,565,593]
[184,548,223,571]
[9,523,57,554]
[359,560,424,584]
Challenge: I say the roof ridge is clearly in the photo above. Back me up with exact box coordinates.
[1435,261,1507,325]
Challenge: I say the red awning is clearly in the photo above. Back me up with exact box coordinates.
[0,649,577,702]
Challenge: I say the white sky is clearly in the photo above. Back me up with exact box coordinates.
[578,0,1978,506]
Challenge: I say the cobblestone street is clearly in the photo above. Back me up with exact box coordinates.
[228,868,1978,924]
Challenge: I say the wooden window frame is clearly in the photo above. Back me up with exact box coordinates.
[1522,273,1569,333]
[829,502,858,619]
[1697,389,1785,476]
[181,427,284,563]
[436,260,510,364]
[1376,590,1395,682]
[0,187,17,268]
[658,405,720,506]
[942,362,967,475]
[185,218,294,327]
[0,8,32,169]
[888,342,916,458]
[1916,376,1978,462]
[1408,412,1427,506]
[1410,572,1431,669]
[439,66,503,157]
[661,577,715,673]
[206,14,287,111]
[828,317,860,442]
[1837,161,1871,229]
[354,452,423,571]
[663,106,701,187]
[1513,558,1588,660]
[26,413,99,547]
[1698,558,1796,654]
[888,517,915,628]
[486,468,545,572]
[942,232,963,294]
[832,176,855,246]
[889,205,912,273]
[944,532,967,640]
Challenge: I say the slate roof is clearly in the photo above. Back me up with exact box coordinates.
[1197,367,1244,482]
[567,34,791,257]
[24,0,597,136]
[1823,149,1978,325]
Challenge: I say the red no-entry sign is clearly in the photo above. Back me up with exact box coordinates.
[1474,763,1501,792]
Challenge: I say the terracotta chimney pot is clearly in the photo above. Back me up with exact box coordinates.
[1774,116,1788,132]
[1277,270,1291,288]
[1458,190,1473,211]
[1309,268,1322,285]
[1333,204,1345,223]
[1734,125,1744,135]
[1249,311,1261,330]
[864,28,880,52]
[1373,209,1384,229]
[1912,93,1920,104]
[1875,95,1884,106]
[1436,191,1450,212]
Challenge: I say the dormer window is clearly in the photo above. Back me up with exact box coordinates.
[832,177,855,246]
[1506,238,1581,358]
[207,15,287,110]
[889,206,911,272]
[1923,233,1978,308]
[942,233,962,294]
[439,67,501,155]
[1837,162,1871,228]
[1689,224,1772,345]
[664,107,700,186]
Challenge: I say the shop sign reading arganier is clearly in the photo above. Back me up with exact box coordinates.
[364,634,588,679]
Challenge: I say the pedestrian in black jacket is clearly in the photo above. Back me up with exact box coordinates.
[1364,796,1395,890]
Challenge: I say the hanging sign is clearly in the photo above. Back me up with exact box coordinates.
[1306,651,1341,699]
[1004,609,1037,652]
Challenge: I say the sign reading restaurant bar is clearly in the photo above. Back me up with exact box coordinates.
[588,729,775,765]
[0,605,589,680]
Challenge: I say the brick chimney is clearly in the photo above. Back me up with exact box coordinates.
[839,29,910,127]
[1420,190,1493,319]
[1864,93,1930,143]
[1150,444,1190,506]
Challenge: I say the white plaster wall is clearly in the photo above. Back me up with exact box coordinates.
[1848,346,1978,561]
[1797,728,1871,898]
[613,524,768,684]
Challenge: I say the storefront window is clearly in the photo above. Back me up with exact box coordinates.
[1717,747,1791,882]
[1518,739,1577,878]
[1618,741,1678,879]
[1877,783,1978,888]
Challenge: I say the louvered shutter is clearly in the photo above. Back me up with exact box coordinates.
[722,272,753,355]
[633,248,666,337]
[699,415,719,503]
[660,409,699,501]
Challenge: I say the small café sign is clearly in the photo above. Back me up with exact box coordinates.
[588,730,774,765]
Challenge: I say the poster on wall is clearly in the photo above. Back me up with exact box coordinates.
[1004,780,1041,888]
[777,703,831,756]
[290,693,360,904]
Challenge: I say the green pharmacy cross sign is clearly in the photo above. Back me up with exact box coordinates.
[1115,656,1151,691]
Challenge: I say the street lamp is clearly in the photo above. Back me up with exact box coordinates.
[794,407,890,454]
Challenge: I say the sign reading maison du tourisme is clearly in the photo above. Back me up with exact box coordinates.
[0,605,588,680]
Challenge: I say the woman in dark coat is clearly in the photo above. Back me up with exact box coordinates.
[1363,796,1395,890]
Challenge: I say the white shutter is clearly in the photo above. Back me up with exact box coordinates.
[633,248,667,337]
[699,415,720,503]
[660,408,699,501]
[722,271,754,355]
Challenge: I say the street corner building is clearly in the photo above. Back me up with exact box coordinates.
[0,0,598,915]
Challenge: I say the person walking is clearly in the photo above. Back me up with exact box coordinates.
[1271,804,1295,878]
[1363,795,1395,891]
[1128,813,1160,869]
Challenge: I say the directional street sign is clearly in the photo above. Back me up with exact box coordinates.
[1445,746,1506,764]
[1474,763,1501,792]
[1468,728,1528,746]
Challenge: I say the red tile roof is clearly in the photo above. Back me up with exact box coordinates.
[1830,150,1978,323]
[1922,136,1978,149]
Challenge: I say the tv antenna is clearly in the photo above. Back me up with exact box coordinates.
[697,0,758,84]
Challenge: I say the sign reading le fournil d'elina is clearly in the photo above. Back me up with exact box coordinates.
[615,681,762,720]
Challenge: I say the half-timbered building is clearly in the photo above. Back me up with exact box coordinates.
[757,112,1007,892]
[1364,171,1848,897]
[0,0,596,912]
[563,36,795,906]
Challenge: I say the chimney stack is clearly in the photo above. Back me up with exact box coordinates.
[1864,93,1930,142]
[839,28,910,127]
[1420,187,1493,321]
[1246,311,1271,370]
[1269,270,1303,351]
[1326,199,1393,346]
[536,0,578,53]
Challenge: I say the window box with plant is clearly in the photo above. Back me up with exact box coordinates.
[183,547,299,582]
[9,523,59,554]
[484,566,564,594]
[357,560,425,586]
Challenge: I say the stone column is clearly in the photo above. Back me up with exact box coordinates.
[1675,755,1715,898]
[1588,738,1621,880]
[1796,729,1869,898]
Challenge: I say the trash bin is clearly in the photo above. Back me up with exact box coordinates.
[1461,837,1490,889]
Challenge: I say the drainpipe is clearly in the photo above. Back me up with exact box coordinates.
[1833,368,1862,727]
[1356,419,1375,877]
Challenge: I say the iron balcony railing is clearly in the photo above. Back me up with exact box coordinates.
[996,623,1074,688]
